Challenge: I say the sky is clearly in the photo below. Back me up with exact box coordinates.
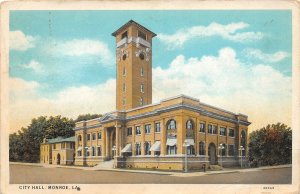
[9,10,292,133]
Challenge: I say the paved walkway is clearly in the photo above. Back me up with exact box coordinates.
[10,162,291,177]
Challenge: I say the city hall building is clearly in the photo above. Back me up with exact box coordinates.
[72,20,250,170]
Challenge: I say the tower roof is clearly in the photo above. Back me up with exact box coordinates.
[111,20,157,37]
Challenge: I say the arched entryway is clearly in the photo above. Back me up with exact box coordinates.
[208,143,217,164]
[57,153,61,165]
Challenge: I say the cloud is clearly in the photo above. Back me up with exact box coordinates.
[243,48,290,63]
[21,60,44,73]
[9,77,116,133]
[46,39,113,65]
[158,22,264,49]
[9,47,291,133]
[10,30,36,51]
[152,47,291,131]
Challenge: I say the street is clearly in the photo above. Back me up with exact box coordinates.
[10,164,291,184]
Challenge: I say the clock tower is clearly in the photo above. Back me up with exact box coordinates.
[112,20,156,111]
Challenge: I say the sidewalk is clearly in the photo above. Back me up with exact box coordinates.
[10,162,291,177]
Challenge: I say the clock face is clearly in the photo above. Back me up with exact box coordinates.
[139,53,145,60]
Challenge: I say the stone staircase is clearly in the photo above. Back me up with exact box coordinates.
[93,160,115,170]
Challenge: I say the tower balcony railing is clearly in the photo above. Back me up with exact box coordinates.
[116,36,151,48]
[117,37,127,48]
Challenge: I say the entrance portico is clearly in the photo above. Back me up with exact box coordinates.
[103,124,123,161]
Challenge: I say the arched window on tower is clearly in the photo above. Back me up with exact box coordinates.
[167,119,176,130]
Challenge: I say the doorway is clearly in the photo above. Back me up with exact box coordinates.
[208,143,217,164]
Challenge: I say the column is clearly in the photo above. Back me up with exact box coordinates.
[132,125,136,156]
[161,118,166,155]
[226,126,229,156]
[177,115,184,155]
[205,122,208,156]
[151,121,155,156]
[141,124,145,155]
[102,127,107,159]
[106,128,110,159]
[115,125,120,156]
[195,117,198,155]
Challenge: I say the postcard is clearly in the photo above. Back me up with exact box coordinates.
[1,0,299,194]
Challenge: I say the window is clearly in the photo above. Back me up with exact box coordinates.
[186,120,194,130]
[61,143,65,149]
[77,150,82,157]
[87,134,91,141]
[121,31,128,39]
[140,97,144,106]
[140,67,144,76]
[135,142,141,155]
[228,145,234,156]
[199,123,205,133]
[219,143,226,156]
[138,30,146,40]
[187,145,195,155]
[220,127,226,136]
[86,149,90,157]
[53,144,56,149]
[70,143,74,149]
[229,129,235,137]
[97,146,102,156]
[145,124,151,134]
[135,126,141,135]
[123,83,126,92]
[78,135,82,141]
[167,119,176,130]
[123,67,126,76]
[127,127,132,136]
[167,145,177,155]
[144,142,151,155]
[140,84,144,93]
[199,142,205,155]
[208,124,213,134]
[97,132,101,139]
[155,122,161,133]
[92,133,96,140]
[213,125,218,134]
[92,147,96,156]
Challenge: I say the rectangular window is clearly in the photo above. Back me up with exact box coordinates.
[155,122,161,133]
[97,132,102,139]
[92,133,96,140]
[145,124,151,134]
[138,30,146,40]
[228,145,235,156]
[77,150,82,157]
[167,145,177,155]
[144,142,151,155]
[208,124,213,134]
[135,142,141,155]
[97,146,101,156]
[61,143,65,149]
[229,129,235,137]
[220,127,226,136]
[121,31,128,39]
[135,126,141,135]
[140,67,144,76]
[140,84,144,93]
[86,149,90,157]
[140,97,144,106]
[199,123,205,133]
[87,134,90,141]
[213,125,218,134]
[127,127,132,136]
[123,83,126,92]
[92,147,95,156]
[123,67,126,76]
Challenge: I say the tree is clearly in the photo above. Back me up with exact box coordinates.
[75,113,102,122]
[248,123,292,167]
[9,115,75,163]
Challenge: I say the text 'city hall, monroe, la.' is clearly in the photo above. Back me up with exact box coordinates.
[40,20,250,170]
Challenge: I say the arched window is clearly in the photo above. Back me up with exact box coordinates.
[77,135,82,142]
[186,119,194,130]
[167,119,176,130]
[199,141,205,155]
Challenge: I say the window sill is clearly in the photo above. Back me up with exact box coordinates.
[199,132,205,134]
[155,132,161,134]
